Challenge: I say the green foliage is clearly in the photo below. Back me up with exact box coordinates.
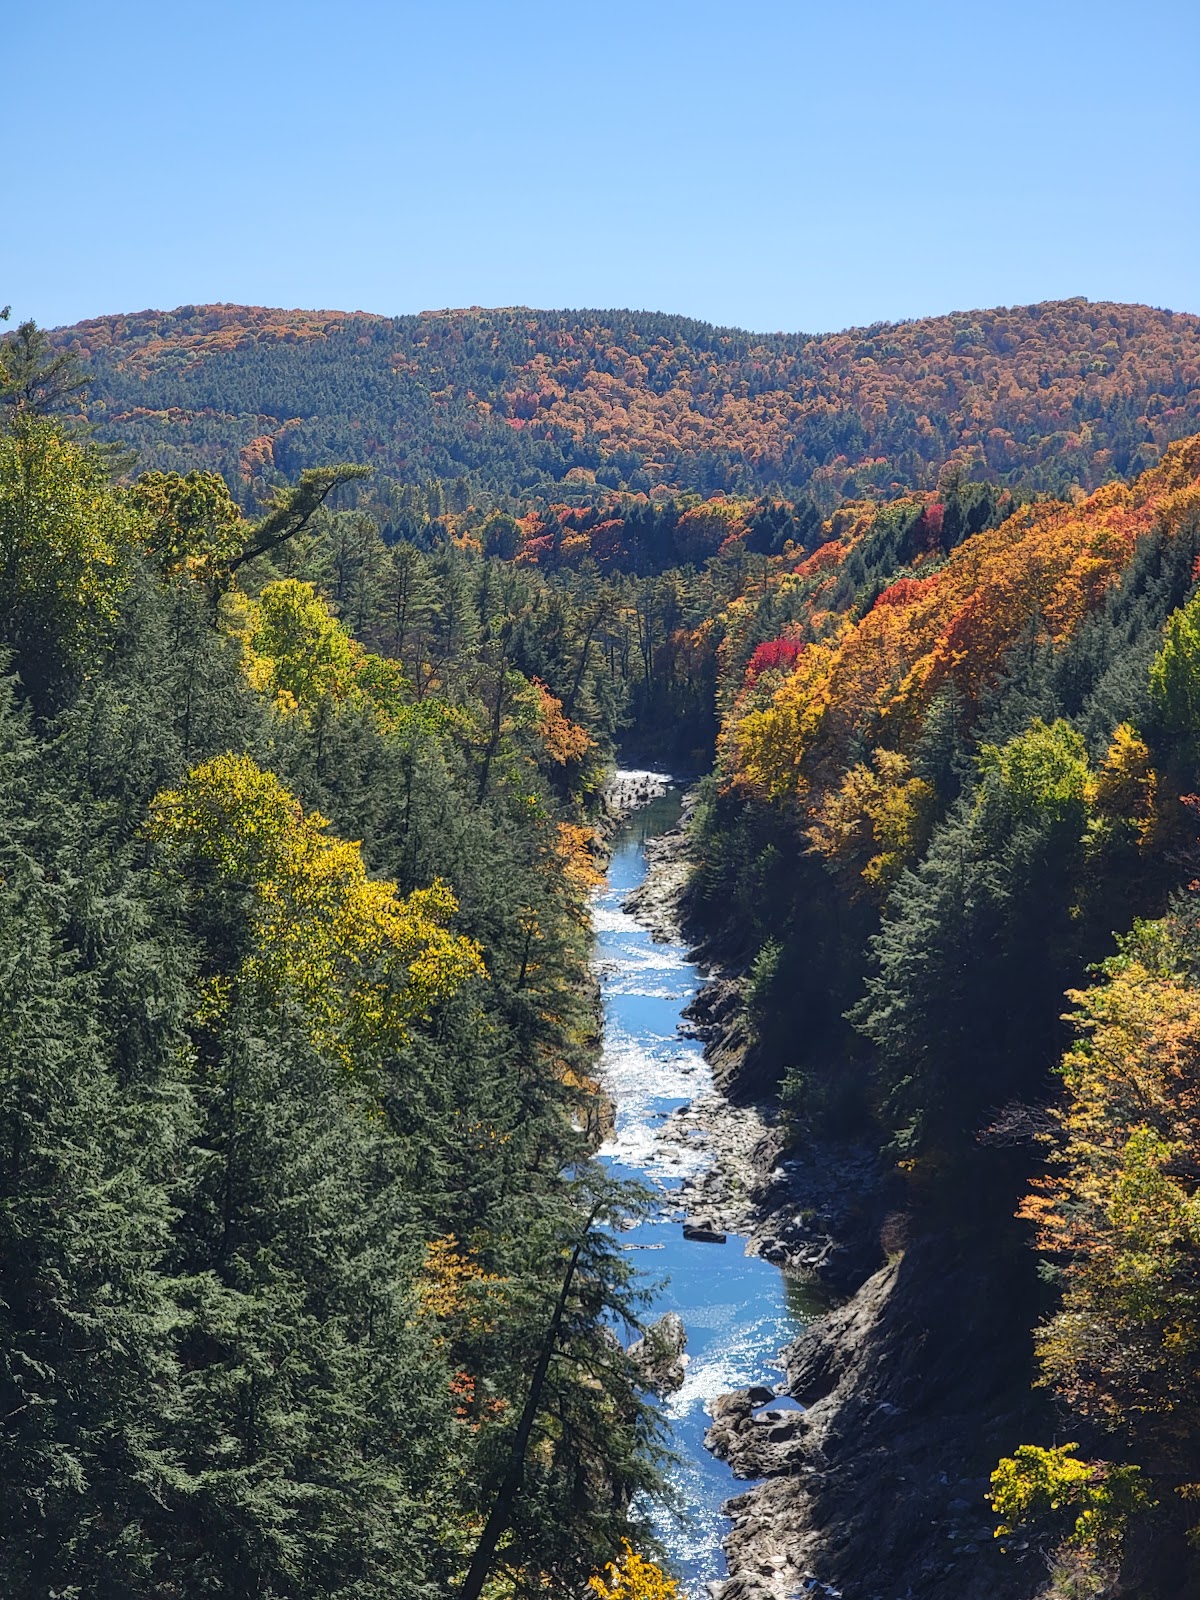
[977,718,1091,823]
[128,468,245,577]
[0,683,189,1596]
[245,576,361,709]
[0,410,667,1594]
[689,435,1200,1584]
[12,293,1200,1594]
[226,462,371,576]
[1149,588,1200,760]
[1002,906,1200,1564]
[0,416,136,702]
[852,719,1094,1158]
[1,317,88,416]
[745,938,784,1034]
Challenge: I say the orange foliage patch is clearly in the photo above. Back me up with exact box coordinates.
[726,436,1200,805]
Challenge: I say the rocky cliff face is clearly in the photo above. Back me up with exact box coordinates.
[706,1237,1044,1600]
[621,795,1046,1600]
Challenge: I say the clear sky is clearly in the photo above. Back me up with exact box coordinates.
[9,0,1199,335]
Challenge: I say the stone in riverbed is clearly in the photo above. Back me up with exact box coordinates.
[627,1311,688,1394]
[683,1216,727,1243]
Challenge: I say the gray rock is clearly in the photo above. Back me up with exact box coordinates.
[627,1311,688,1395]
[599,769,671,832]
[708,1241,1046,1600]
[683,1217,727,1243]
[705,1386,811,1481]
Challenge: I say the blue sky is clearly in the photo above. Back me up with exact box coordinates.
[9,0,1199,334]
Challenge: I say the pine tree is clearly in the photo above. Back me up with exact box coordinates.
[0,681,189,1595]
[168,1007,456,1600]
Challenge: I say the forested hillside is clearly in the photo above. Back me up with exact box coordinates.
[56,298,1200,515]
[11,290,1200,1599]
[677,432,1200,1594]
[0,332,682,1599]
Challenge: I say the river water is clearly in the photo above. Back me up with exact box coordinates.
[593,781,813,1596]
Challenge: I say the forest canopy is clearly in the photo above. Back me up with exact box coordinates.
[51,297,1200,517]
[0,346,672,1598]
[8,293,1200,1597]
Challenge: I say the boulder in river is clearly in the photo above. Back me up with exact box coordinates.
[600,769,671,829]
[683,1216,727,1243]
[704,1385,806,1479]
[627,1311,688,1394]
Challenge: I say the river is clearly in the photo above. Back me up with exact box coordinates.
[593,779,815,1597]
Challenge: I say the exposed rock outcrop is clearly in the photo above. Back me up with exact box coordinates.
[707,1237,1043,1600]
[627,1311,689,1395]
[621,799,694,940]
[613,783,1043,1600]
[600,769,672,833]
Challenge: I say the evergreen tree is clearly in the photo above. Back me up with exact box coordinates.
[0,682,189,1595]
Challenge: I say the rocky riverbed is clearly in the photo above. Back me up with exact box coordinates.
[600,768,673,832]
[592,779,805,1596]
[616,789,1041,1600]
[618,794,890,1300]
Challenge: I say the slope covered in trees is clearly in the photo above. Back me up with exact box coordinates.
[0,337,681,1597]
[12,295,1200,1597]
[55,298,1200,516]
[674,431,1200,1592]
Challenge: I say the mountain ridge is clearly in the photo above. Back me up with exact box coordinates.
[49,296,1200,510]
[51,292,1197,342]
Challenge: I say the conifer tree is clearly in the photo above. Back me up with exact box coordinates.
[0,682,188,1595]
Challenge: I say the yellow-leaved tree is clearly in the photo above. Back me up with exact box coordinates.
[588,1541,679,1600]
[239,576,363,713]
[991,907,1200,1568]
[148,753,483,1068]
[807,747,935,893]
[0,416,137,690]
[228,576,418,726]
[127,468,246,579]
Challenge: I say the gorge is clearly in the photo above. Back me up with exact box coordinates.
[595,777,817,1596]
[4,303,1200,1599]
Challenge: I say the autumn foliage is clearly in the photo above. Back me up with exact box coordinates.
[588,1542,679,1600]
[722,438,1200,888]
[56,299,1200,509]
[148,753,483,1068]
[744,636,803,685]
[1021,911,1200,1459]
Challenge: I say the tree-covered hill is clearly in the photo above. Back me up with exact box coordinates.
[12,296,1200,1596]
[0,339,677,1598]
[678,430,1200,1592]
[55,298,1200,510]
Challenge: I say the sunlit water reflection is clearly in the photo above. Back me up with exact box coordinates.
[593,780,812,1596]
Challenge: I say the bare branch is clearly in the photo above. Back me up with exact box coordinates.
[224,463,371,576]
[978,1099,1058,1147]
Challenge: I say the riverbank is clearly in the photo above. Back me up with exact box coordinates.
[618,794,889,1298]
[591,782,807,1597]
[615,792,1042,1600]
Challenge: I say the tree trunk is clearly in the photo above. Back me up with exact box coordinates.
[458,1206,600,1600]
